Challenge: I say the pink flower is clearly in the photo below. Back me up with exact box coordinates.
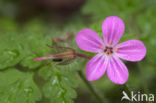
[76,16,146,84]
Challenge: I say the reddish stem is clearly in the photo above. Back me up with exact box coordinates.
[75,53,92,59]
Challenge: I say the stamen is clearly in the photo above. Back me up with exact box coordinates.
[104,46,113,55]
[115,48,118,52]
[106,49,111,53]
[100,45,104,49]
[108,41,112,45]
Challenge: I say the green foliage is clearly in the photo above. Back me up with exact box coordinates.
[0,69,41,103]
[39,66,78,103]
[0,19,52,70]
[82,0,144,20]
[0,18,80,103]
[0,32,24,69]
[0,32,47,69]
[136,7,156,63]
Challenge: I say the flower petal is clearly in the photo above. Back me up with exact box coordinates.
[116,40,146,61]
[102,16,125,45]
[76,28,103,53]
[107,56,129,84]
[86,54,109,81]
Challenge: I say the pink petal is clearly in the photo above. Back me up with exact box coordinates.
[76,28,104,53]
[102,16,125,45]
[86,54,109,81]
[107,56,129,84]
[116,40,146,61]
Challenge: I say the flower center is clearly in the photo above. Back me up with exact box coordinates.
[104,46,113,55]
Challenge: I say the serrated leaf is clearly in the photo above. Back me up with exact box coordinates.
[20,54,41,69]
[0,33,24,69]
[0,68,41,103]
[39,66,78,103]
[0,27,51,69]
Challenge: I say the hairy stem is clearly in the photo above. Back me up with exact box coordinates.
[75,53,92,59]
[78,71,107,103]
[122,84,131,97]
[76,53,108,103]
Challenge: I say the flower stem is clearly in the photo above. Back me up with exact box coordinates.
[122,84,131,97]
[76,53,107,103]
[75,53,92,59]
[78,70,107,103]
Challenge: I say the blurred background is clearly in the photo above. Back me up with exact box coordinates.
[0,0,156,103]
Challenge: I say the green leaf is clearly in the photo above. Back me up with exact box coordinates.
[0,68,41,103]
[20,54,41,69]
[19,32,51,69]
[0,26,51,69]
[0,33,24,69]
[39,66,78,103]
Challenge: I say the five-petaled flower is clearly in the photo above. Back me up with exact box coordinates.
[76,16,146,84]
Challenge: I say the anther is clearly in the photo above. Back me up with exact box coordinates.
[108,41,112,45]
[115,48,118,52]
[104,46,113,55]
[100,45,104,49]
